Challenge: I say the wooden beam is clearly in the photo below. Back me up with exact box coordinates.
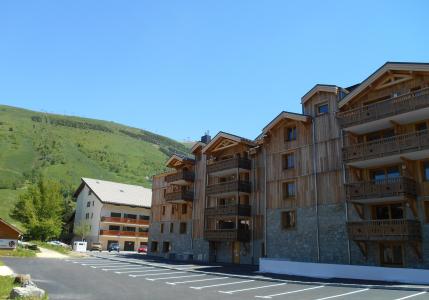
[352,203,365,219]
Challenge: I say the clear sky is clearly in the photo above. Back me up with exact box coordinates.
[1,1,429,141]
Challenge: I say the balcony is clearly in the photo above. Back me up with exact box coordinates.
[206,180,251,196]
[99,230,148,238]
[205,204,251,217]
[337,87,429,130]
[165,190,194,203]
[347,219,421,241]
[346,177,417,202]
[100,217,149,226]
[207,158,251,176]
[165,170,195,185]
[204,228,250,242]
[343,130,429,165]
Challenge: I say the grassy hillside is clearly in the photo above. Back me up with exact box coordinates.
[0,104,190,228]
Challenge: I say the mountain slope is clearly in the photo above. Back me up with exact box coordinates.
[0,104,190,227]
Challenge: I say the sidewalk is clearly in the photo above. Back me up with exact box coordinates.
[36,247,68,259]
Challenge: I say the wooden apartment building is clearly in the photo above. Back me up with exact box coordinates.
[148,62,429,268]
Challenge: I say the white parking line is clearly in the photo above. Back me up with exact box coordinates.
[115,268,157,274]
[166,277,229,285]
[393,292,428,300]
[102,266,144,271]
[130,271,187,278]
[255,285,325,299]
[311,288,370,300]
[146,274,206,281]
[88,264,132,268]
[190,280,255,290]
[219,283,287,294]
[82,262,129,266]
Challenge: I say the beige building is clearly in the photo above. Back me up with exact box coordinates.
[73,178,152,251]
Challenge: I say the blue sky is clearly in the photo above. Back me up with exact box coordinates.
[1,1,429,141]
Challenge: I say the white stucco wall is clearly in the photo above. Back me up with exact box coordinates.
[260,258,429,285]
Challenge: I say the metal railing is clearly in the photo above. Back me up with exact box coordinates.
[99,230,148,237]
[164,190,194,202]
[203,228,251,242]
[165,170,195,183]
[100,217,149,226]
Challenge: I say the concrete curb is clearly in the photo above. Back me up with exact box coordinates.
[87,254,429,293]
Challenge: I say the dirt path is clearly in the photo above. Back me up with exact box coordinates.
[0,265,14,276]
[36,247,68,259]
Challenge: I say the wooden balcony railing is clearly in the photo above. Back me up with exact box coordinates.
[99,230,148,238]
[206,180,251,195]
[346,177,417,201]
[343,129,429,163]
[207,158,251,174]
[165,170,195,184]
[205,204,251,217]
[337,87,429,128]
[165,190,194,202]
[203,228,250,242]
[347,219,421,241]
[100,217,149,226]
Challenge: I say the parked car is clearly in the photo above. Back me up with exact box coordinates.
[90,242,102,252]
[137,245,147,254]
[108,243,120,252]
[48,240,70,248]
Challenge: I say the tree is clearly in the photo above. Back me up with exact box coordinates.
[73,221,91,241]
[11,177,64,241]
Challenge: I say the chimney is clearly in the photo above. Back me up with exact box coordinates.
[201,131,211,144]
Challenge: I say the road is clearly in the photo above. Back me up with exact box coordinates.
[3,253,429,300]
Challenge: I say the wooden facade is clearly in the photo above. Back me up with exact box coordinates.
[149,62,429,268]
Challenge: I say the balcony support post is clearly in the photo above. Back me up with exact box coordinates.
[407,197,418,218]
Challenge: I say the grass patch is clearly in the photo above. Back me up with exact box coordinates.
[0,260,3,266]
[0,248,37,258]
[0,276,15,299]
[31,241,70,255]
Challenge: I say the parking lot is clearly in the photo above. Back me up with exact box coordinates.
[65,253,428,300]
[3,253,429,300]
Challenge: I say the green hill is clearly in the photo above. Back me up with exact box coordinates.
[0,104,190,228]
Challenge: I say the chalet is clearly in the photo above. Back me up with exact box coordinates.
[0,218,22,249]
[149,62,429,269]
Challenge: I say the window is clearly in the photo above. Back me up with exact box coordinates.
[181,204,187,215]
[317,103,329,115]
[139,227,148,232]
[424,162,429,181]
[86,201,90,207]
[92,201,94,206]
[416,122,427,132]
[123,226,136,232]
[88,190,92,196]
[282,181,296,199]
[160,223,164,233]
[282,153,295,170]
[150,241,158,252]
[373,203,404,220]
[172,205,177,215]
[139,215,150,221]
[109,225,120,231]
[161,206,166,216]
[162,241,170,253]
[85,213,89,219]
[169,223,174,233]
[370,166,400,182]
[90,213,93,219]
[111,212,121,218]
[380,243,403,267]
[284,127,297,142]
[180,222,187,234]
[281,210,296,230]
[424,201,429,223]
[124,213,137,219]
